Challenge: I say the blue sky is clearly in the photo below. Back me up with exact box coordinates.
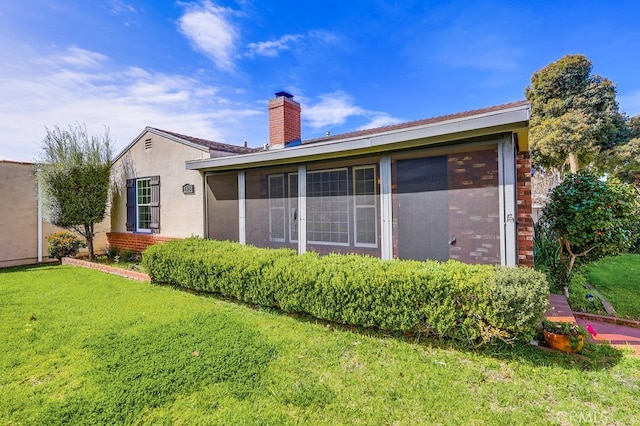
[1,0,639,161]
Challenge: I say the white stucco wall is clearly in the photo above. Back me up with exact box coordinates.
[107,131,209,238]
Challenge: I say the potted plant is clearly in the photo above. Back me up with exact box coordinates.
[542,320,588,353]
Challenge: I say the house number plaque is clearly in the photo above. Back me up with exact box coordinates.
[182,183,195,195]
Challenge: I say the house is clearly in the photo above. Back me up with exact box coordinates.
[106,92,533,266]
[106,127,256,253]
[0,160,61,267]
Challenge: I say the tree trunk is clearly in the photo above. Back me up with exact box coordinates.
[568,153,579,173]
[568,253,577,272]
[85,223,94,261]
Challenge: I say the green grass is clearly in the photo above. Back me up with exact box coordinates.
[583,254,640,320]
[1,265,639,425]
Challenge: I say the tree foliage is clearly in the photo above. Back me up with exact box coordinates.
[601,115,640,184]
[36,124,113,260]
[525,54,624,172]
[542,171,639,271]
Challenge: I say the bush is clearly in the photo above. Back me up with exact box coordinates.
[46,230,86,260]
[543,172,639,271]
[143,238,549,346]
[534,219,570,292]
[119,249,139,263]
[567,273,606,315]
[105,246,118,261]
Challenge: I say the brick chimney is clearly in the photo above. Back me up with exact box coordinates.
[268,91,301,149]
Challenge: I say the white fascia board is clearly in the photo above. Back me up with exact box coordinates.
[186,105,530,171]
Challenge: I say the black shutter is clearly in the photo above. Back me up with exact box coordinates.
[126,179,135,231]
[150,175,160,233]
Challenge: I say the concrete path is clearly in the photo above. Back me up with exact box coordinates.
[546,294,640,356]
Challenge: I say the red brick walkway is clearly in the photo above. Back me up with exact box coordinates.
[575,317,640,356]
[546,294,640,356]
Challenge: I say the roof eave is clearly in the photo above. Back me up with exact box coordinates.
[186,104,530,172]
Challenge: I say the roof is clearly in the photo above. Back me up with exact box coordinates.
[113,126,257,163]
[303,100,530,145]
[0,159,34,166]
[149,128,258,155]
[186,100,531,172]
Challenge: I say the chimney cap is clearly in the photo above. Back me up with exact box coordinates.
[274,91,294,99]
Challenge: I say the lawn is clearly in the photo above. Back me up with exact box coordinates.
[1,265,639,425]
[583,254,640,320]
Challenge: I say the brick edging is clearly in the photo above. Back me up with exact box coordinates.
[573,311,640,329]
[62,257,151,282]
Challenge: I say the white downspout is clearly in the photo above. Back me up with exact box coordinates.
[37,179,43,262]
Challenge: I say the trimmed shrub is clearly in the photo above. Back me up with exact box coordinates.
[143,238,549,346]
[46,230,86,260]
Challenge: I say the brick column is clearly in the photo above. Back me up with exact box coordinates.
[516,152,534,267]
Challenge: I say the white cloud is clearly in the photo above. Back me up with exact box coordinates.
[177,1,238,72]
[303,91,402,131]
[619,90,640,117]
[109,0,137,14]
[308,30,339,44]
[304,92,365,129]
[46,46,109,69]
[357,114,402,131]
[247,34,303,58]
[0,46,264,162]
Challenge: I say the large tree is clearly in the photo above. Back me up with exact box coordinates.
[525,54,624,173]
[36,124,113,260]
[602,115,640,185]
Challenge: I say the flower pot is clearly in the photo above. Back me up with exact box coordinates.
[543,330,584,353]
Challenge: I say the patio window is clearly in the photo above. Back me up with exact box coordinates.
[307,168,350,245]
[289,173,298,242]
[268,174,286,242]
[353,166,377,247]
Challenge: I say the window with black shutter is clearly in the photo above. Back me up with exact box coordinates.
[125,176,160,233]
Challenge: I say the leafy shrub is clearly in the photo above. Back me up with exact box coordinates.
[534,219,570,292]
[567,273,606,315]
[105,246,118,261]
[143,238,549,346]
[119,249,139,263]
[46,230,86,260]
[542,172,640,271]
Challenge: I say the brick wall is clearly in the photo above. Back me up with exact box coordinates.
[390,149,501,264]
[516,151,534,267]
[447,149,501,264]
[107,232,173,253]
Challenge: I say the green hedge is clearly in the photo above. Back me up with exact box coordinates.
[142,238,549,345]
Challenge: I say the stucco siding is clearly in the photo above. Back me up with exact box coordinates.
[0,161,61,267]
[107,131,209,239]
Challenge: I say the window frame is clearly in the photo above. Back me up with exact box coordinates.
[306,167,350,247]
[353,165,378,248]
[136,177,152,233]
[268,174,286,242]
[288,173,298,243]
